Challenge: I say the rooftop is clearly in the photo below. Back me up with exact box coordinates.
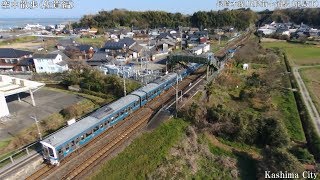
[33,54,58,59]
[0,48,33,59]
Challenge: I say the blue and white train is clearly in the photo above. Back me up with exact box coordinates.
[40,63,201,165]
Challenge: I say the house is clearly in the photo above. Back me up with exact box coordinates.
[198,44,210,53]
[128,44,144,59]
[16,58,34,72]
[64,44,96,59]
[194,31,209,39]
[191,46,203,55]
[87,52,113,67]
[73,27,90,35]
[103,37,136,52]
[0,48,33,72]
[187,34,200,48]
[33,54,69,73]
[89,28,98,34]
[56,39,76,50]
[133,34,150,41]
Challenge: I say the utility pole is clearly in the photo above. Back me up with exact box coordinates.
[123,75,127,97]
[180,26,182,50]
[165,60,168,74]
[30,115,42,140]
[175,76,179,117]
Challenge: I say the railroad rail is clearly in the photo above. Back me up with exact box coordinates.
[26,68,205,180]
[10,30,253,180]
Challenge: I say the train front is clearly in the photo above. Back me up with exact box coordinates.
[40,141,59,165]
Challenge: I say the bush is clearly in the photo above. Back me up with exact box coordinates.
[257,148,304,178]
[60,100,96,119]
[289,147,314,163]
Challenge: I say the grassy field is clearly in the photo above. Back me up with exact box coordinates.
[210,39,228,53]
[262,42,320,66]
[300,66,320,113]
[0,36,37,46]
[92,119,189,179]
[75,37,106,48]
[272,90,306,142]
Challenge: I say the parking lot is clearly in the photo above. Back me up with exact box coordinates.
[0,88,83,139]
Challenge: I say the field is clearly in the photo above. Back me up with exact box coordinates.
[210,39,228,53]
[272,90,306,142]
[75,36,106,48]
[262,42,320,66]
[0,36,57,51]
[300,66,320,113]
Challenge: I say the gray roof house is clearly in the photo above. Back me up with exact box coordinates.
[33,53,69,73]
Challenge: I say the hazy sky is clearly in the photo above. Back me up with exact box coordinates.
[0,0,271,18]
[0,0,235,18]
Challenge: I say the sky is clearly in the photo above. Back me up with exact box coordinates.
[0,0,269,18]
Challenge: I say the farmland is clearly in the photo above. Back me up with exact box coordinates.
[300,66,320,113]
[262,42,320,66]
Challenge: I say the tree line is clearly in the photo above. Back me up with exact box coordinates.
[72,8,257,30]
[258,8,320,27]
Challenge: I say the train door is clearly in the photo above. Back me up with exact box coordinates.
[57,149,64,159]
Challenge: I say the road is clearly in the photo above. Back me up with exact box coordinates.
[292,66,320,135]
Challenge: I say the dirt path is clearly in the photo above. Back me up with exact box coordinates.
[293,66,320,136]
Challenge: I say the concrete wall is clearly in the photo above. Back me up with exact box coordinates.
[0,92,9,117]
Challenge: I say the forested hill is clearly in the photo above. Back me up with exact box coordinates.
[72,8,257,30]
[73,8,320,31]
[258,8,320,27]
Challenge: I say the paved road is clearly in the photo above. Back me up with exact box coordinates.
[293,66,320,135]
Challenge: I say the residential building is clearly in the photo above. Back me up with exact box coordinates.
[33,54,69,73]
[0,48,33,72]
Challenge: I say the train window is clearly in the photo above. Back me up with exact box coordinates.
[81,135,85,140]
[58,149,62,155]
[65,145,69,151]
[100,124,103,128]
[43,148,48,156]
[48,147,54,157]
[104,121,108,126]
[71,141,75,146]
[93,126,99,132]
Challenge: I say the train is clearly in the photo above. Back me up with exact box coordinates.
[40,63,202,165]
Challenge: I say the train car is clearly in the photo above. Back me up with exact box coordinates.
[40,95,140,165]
[130,89,148,106]
[153,73,177,91]
[136,83,162,101]
[40,65,202,165]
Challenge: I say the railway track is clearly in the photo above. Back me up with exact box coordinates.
[26,31,252,180]
[63,108,152,180]
[26,108,145,180]
[26,69,204,180]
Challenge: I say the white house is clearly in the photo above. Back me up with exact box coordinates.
[198,44,210,53]
[33,54,68,73]
[191,46,203,55]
